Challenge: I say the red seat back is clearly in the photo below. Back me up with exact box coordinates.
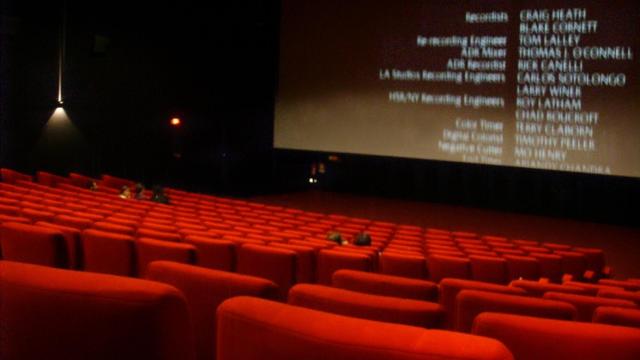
[216,297,514,360]
[147,261,278,360]
[0,261,195,360]
[0,222,68,268]
[439,278,527,329]
[288,284,443,328]
[237,244,297,300]
[332,269,438,301]
[473,312,640,360]
[82,229,136,276]
[317,249,373,285]
[456,289,577,332]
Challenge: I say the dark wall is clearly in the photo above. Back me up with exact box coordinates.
[2,1,638,227]
[2,0,278,194]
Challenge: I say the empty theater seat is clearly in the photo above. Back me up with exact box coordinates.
[528,252,564,282]
[317,249,373,285]
[54,214,94,229]
[598,279,640,292]
[543,292,637,322]
[183,235,237,271]
[92,221,137,236]
[0,168,33,184]
[598,289,640,305]
[428,255,471,282]
[237,244,297,300]
[137,228,182,242]
[504,255,539,280]
[509,279,591,297]
[270,242,317,283]
[288,283,443,328]
[554,251,588,279]
[82,229,137,276]
[34,221,83,269]
[0,261,195,360]
[455,289,578,332]
[0,222,69,268]
[593,307,640,329]
[439,278,527,329]
[216,296,514,360]
[136,238,196,277]
[379,252,427,279]
[332,269,439,301]
[472,312,640,360]
[563,281,624,295]
[469,255,508,284]
[146,261,278,360]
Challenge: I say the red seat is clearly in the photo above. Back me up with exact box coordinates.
[183,235,236,271]
[20,208,56,223]
[137,228,182,242]
[141,222,178,233]
[529,252,563,282]
[147,261,278,360]
[104,216,140,228]
[428,255,471,282]
[136,238,196,277]
[554,251,587,278]
[379,252,427,279]
[0,214,31,224]
[598,279,640,292]
[473,312,640,360]
[455,289,577,332]
[317,249,373,285]
[237,244,297,300]
[34,221,83,269]
[0,168,33,184]
[598,289,640,305]
[542,242,572,251]
[573,247,606,272]
[469,255,508,284]
[217,296,514,360]
[510,279,591,297]
[504,255,539,280]
[68,172,98,188]
[543,292,637,322]
[270,242,317,283]
[288,284,443,328]
[0,261,195,360]
[0,222,68,268]
[101,174,136,189]
[0,203,20,216]
[439,278,527,329]
[36,171,70,187]
[563,280,624,295]
[82,229,136,276]
[332,269,438,301]
[593,307,640,329]
[92,221,136,236]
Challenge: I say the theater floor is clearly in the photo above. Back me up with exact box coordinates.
[252,191,640,278]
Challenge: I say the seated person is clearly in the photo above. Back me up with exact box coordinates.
[119,185,131,199]
[353,232,372,246]
[327,231,347,246]
[151,185,170,204]
[134,182,146,200]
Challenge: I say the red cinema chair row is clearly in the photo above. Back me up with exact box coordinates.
[473,313,640,360]
[0,261,195,360]
[216,296,514,360]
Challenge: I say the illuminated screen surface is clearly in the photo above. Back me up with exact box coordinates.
[275,0,640,177]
